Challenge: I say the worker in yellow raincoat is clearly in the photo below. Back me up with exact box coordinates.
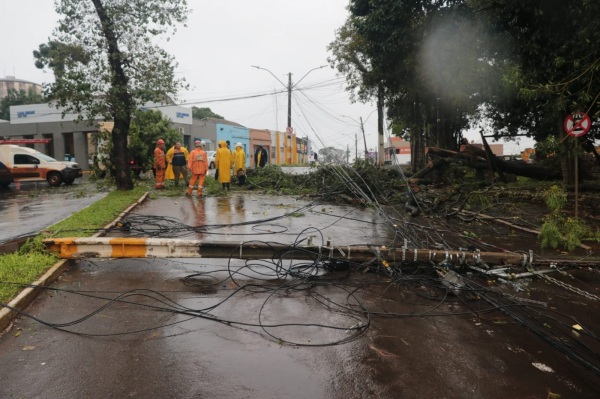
[215,140,233,191]
[233,142,246,186]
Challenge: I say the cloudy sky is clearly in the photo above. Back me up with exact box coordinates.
[0,0,530,154]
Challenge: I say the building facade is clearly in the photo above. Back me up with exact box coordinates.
[385,137,412,165]
[0,102,193,169]
[249,129,271,167]
[0,101,312,170]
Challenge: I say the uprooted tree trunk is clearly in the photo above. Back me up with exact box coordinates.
[413,146,562,182]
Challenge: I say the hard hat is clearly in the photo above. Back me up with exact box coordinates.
[200,140,206,146]
[157,139,165,144]
[194,140,201,147]
[235,142,243,148]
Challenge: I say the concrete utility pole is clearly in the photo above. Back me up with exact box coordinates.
[252,65,327,132]
[346,144,349,164]
[360,117,369,161]
[44,237,600,268]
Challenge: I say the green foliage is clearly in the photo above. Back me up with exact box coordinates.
[17,236,53,256]
[47,186,147,237]
[0,88,44,121]
[246,165,316,195]
[128,109,181,172]
[471,0,600,143]
[34,0,189,190]
[544,185,567,211]
[192,107,224,120]
[93,109,181,177]
[538,185,596,251]
[539,218,563,250]
[333,0,600,168]
[36,0,189,117]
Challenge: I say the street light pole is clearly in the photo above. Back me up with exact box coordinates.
[287,72,292,129]
[252,65,327,131]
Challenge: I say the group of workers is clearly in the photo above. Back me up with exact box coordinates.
[153,138,268,196]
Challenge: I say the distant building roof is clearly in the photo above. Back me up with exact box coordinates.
[0,76,43,99]
[0,76,40,85]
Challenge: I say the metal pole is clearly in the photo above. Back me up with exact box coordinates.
[287,72,292,129]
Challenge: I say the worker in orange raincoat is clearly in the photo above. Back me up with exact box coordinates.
[186,140,208,196]
[233,142,246,186]
[154,139,166,189]
[215,140,233,191]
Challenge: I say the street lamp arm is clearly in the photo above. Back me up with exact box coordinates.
[292,65,328,88]
[251,65,288,89]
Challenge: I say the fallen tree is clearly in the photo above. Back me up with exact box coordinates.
[412,145,562,182]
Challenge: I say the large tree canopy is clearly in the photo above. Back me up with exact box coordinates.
[331,0,600,177]
[34,0,189,190]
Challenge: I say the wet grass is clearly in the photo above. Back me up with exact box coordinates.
[47,186,148,237]
[0,236,58,304]
[0,186,148,304]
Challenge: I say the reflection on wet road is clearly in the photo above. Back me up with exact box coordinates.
[0,180,106,243]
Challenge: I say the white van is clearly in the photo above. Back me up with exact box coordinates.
[0,145,83,187]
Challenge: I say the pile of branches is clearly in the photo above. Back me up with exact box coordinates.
[245,163,409,206]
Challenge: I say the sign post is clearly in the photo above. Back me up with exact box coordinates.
[564,111,591,218]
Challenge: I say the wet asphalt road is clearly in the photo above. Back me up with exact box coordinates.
[0,177,106,244]
[1,192,600,398]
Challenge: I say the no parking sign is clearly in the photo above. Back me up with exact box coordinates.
[564,111,591,137]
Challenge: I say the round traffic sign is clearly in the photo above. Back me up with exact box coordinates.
[286,126,294,135]
[564,112,591,137]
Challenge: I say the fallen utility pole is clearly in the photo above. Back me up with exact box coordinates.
[43,237,600,268]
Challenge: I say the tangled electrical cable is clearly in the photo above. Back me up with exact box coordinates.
[110,201,319,238]
[3,235,600,379]
[3,163,599,376]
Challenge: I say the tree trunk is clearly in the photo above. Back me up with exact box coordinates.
[92,0,133,190]
[111,120,132,190]
[377,85,385,166]
[427,147,562,180]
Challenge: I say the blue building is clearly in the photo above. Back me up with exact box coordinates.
[216,123,250,167]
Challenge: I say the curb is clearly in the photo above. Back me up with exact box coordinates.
[0,191,150,333]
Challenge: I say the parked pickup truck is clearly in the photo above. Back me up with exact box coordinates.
[0,145,83,187]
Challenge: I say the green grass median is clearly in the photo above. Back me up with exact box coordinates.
[0,186,148,304]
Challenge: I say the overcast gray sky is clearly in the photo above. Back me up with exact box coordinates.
[0,0,530,154]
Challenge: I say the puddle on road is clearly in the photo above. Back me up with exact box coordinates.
[119,193,393,247]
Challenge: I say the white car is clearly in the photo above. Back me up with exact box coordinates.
[206,151,216,169]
